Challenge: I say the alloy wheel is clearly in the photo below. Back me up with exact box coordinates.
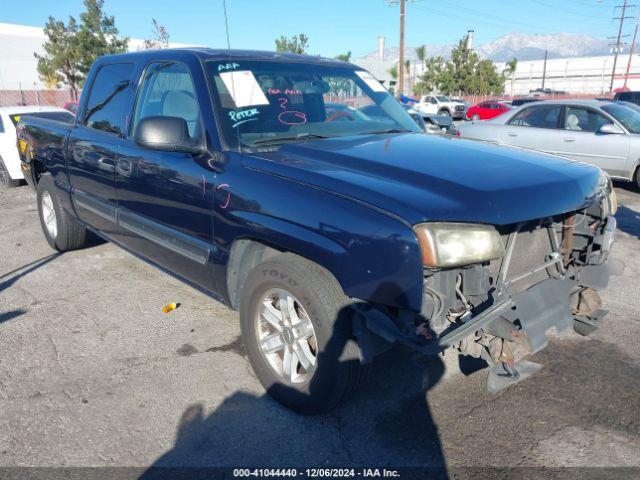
[41,191,58,239]
[255,288,318,384]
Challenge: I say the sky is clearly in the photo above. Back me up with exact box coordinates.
[0,0,627,58]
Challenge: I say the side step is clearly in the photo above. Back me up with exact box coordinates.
[574,308,608,336]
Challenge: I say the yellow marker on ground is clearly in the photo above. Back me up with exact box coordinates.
[162,302,178,314]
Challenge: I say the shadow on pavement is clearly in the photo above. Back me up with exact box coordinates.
[615,204,640,239]
[0,253,60,294]
[139,301,449,479]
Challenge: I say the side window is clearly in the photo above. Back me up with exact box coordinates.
[0,116,4,133]
[84,63,134,135]
[508,105,561,129]
[132,62,201,139]
[564,107,610,132]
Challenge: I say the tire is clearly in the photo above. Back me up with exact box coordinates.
[0,156,21,189]
[635,165,640,191]
[239,252,368,414]
[472,114,481,121]
[438,109,451,117]
[37,173,87,252]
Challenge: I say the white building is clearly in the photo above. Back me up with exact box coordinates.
[497,54,640,96]
[0,22,196,92]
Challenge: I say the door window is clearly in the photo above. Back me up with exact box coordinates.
[84,63,135,135]
[132,62,201,139]
[563,107,610,132]
[508,105,561,129]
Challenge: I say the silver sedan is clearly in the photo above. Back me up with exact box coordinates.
[457,99,640,188]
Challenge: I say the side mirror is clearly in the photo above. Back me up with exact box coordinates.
[133,116,203,154]
[598,123,625,135]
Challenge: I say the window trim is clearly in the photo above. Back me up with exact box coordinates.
[128,59,204,142]
[82,61,136,137]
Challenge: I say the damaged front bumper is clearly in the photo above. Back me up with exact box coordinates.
[354,211,623,392]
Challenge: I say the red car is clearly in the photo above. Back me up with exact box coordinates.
[466,101,510,121]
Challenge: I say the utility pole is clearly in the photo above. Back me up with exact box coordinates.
[610,0,637,91]
[398,0,405,96]
[624,16,640,90]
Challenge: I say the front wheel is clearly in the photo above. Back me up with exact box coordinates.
[438,109,451,117]
[37,173,87,251]
[472,114,481,121]
[635,165,640,191]
[239,253,367,414]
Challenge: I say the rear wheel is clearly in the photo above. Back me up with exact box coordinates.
[37,173,87,251]
[0,157,21,189]
[635,165,640,191]
[239,253,367,414]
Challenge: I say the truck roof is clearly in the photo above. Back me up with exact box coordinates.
[97,47,352,68]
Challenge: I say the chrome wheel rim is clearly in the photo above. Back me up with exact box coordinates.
[255,288,318,384]
[41,192,57,238]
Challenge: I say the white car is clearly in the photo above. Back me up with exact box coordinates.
[416,95,466,119]
[0,106,74,188]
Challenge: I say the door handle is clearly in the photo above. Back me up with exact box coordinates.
[563,138,576,142]
[116,158,132,176]
[507,132,517,137]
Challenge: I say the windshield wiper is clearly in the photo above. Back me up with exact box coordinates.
[250,133,332,147]
[364,128,413,135]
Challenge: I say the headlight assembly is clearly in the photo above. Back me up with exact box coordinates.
[413,222,505,268]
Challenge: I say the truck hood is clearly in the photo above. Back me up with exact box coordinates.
[244,133,605,226]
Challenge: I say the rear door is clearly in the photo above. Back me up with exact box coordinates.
[68,62,135,232]
[500,104,565,154]
[555,105,630,174]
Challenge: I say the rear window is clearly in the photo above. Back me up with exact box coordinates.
[9,111,74,126]
[84,62,135,135]
[508,105,561,129]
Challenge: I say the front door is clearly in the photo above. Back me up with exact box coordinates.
[555,106,630,175]
[114,60,217,292]
[500,103,566,155]
[68,62,135,232]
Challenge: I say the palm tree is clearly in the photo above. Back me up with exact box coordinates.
[504,57,518,97]
[416,45,426,70]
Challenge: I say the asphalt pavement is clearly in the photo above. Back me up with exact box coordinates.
[0,180,639,477]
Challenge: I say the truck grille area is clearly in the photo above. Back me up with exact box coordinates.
[490,226,555,294]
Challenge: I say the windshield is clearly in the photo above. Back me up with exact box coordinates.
[602,103,640,134]
[207,60,420,148]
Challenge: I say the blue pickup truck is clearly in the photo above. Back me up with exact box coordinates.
[17,49,620,414]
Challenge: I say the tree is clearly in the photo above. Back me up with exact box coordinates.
[415,45,426,70]
[141,18,170,50]
[472,59,505,95]
[414,56,445,95]
[35,0,129,100]
[335,51,352,62]
[503,57,518,97]
[449,34,479,95]
[274,34,309,54]
[389,64,398,81]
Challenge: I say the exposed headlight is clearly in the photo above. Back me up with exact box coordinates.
[413,223,505,268]
[607,188,618,216]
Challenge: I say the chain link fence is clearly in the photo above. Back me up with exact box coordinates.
[0,87,74,108]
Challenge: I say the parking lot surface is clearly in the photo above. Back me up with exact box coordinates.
[1,182,639,474]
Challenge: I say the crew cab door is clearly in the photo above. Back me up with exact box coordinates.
[555,105,630,175]
[68,62,135,232]
[114,59,218,292]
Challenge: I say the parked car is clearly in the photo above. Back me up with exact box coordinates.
[0,106,74,188]
[64,101,79,114]
[613,90,640,107]
[457,99,640,188]
[466,101,511,121]
[416,94,466,119]
[399,105,457,135]
[17,49,619,414]
[511,97,540,107]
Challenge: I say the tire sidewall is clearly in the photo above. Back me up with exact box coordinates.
[472,114,480,121]
[240,257,356,413]
[0,157,16,189]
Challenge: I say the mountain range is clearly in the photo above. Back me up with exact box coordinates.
[357,32,611,63]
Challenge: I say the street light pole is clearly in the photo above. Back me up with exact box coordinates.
[398,0,405,96]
